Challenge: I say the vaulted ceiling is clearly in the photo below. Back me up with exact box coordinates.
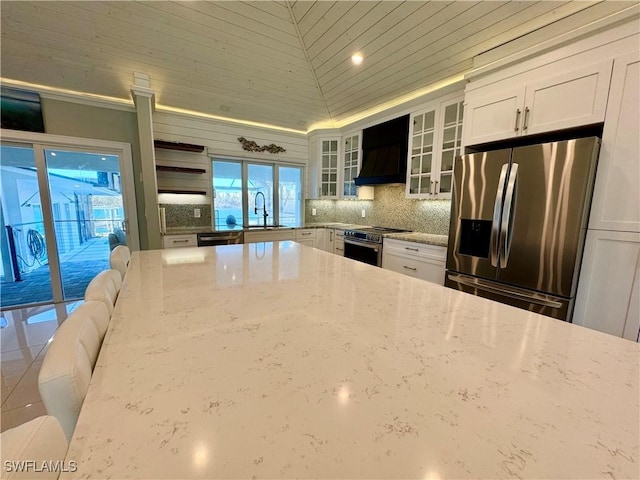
[1,1,635,133]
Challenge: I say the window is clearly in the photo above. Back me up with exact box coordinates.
[278,166,302,227]
[212,160,243,229]
[212,159,302,229]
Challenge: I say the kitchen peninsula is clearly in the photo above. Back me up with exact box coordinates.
[63,242,639,479]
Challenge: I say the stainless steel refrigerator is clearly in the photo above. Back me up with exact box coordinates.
[445,137,600,321]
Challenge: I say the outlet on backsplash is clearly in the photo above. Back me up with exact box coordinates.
[194,208,201,218]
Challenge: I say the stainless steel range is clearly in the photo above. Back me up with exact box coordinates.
[343,226,410,267]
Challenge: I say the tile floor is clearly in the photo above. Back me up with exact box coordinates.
[1,301,82,432]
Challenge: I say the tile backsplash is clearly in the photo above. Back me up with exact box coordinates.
[160,186,451,235]
[160,204,212,228]
[305,185,451,235]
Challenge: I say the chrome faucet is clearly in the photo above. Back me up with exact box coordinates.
[254,192,268,228]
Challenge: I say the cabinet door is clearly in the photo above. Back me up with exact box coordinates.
[314,228,327,250]
[334,230,344,256]
[573,230,640,340]
[406,107,438,198]
[462,85,525,146]
[342,133,360,199]
[320,139,339,198]
[524,60,613,135]
[589,52,640,233]
[325,228,335,252]
[435,99,464,199]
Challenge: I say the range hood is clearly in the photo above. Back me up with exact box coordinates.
[354,114,409,186]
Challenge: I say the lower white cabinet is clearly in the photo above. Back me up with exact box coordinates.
[243,230,295,244]
[314,228,327,250]
[295,228,316,247]
[163,234,197,249]
[325,228,335,253]
[382,238,446,285]
[334,229,344,256]
[573,230,640,341]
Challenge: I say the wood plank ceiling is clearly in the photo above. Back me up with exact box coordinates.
[0,1,634,132]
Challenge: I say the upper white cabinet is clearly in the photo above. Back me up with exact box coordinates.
[319,138,339,198]
[406,96,463,199]
[463,60,613,146]
[307,135,340,199]
[308,131,366,200]
[588,51,640,233]
[342,132,361,199]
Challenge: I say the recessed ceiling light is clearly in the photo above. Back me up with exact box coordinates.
[351,53,364,66]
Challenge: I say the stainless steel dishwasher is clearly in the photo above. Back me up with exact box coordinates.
[197,231,244,246]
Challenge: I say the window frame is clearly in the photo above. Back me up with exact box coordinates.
[211,157,304,229]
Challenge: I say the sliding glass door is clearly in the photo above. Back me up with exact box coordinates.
[0,134,138,309]
[0,144,55,306]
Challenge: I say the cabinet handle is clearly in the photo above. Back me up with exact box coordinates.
[405,247,419,252]
[514,109,521,132]
[330,230,334,241]
[173,239,189,243]
[301,232,311,236]
[434,180,439,194]
[403,265,417,271]
[523,107,530,131]
[430,181,435,195]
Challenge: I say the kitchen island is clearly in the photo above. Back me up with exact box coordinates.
[63,242,639,479]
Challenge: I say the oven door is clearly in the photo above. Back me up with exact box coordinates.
[344,238,382,267]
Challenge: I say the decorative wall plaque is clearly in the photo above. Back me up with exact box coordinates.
[238,137,286,154]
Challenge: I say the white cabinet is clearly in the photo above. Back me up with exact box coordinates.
[382,239,446,285]
[463,60,613,146]
[406,96,463,199]
[314,228,327,250]
[243,230,295,244]
[295,228,316,247]
[573,230,640,341]
[588,51,640,233]
[325,228,335,253]
[334,229,345,256]
[342,132,361,199]
[162,234,197,249]
[307,135,340,199]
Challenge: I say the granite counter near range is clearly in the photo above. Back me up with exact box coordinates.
[384,231,448,247]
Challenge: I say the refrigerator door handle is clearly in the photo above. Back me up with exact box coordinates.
[447,273,563,308]
[490,163,510,267]
[499,163,518,268]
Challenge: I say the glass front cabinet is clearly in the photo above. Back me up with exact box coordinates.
[342,132,361,199]
[320,138,339,198]
[406,96,464,199]
[308,131,363,200]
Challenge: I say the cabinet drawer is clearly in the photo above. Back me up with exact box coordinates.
[384,239,446,262]
[163,234,197,248]
[382,252,445,285]
[295,229,317,240]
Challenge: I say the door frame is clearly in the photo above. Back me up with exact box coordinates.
[1,129,140,252]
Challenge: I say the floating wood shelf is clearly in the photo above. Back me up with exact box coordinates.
[158,189,207,195]
[154,140,205,152]
[155,165,206,174]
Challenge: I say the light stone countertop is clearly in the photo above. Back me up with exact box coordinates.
[384,231,448,247]
[63,242,639,479]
